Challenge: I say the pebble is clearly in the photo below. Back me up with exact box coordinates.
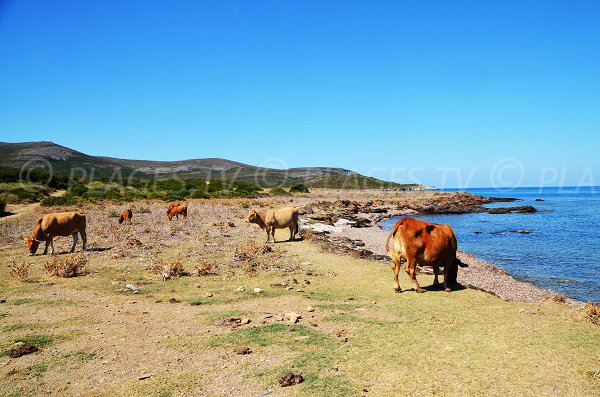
[236,287,245,292]
[285,312,300,324]
[253,288,263,293]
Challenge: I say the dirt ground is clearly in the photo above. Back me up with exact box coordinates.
[0,192,598,396]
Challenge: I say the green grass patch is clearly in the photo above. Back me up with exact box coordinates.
[101,372,203,397]
[25,350,96,380]
[1,317,93,332]
[5,298,77,307]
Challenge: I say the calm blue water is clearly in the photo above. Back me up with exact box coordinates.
[380,187,600,303]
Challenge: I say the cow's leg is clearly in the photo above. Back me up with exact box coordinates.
[70,232,78,253]
[271,227,276,243]
[407,258,423,293]
[265,228,271,243]
[49,239,55,256]
[81,231,87,251]
[391,258,402,293]
[443,257,455,292]
[42,239,50,255]
[433,266,440,287]
[288,225,294,241]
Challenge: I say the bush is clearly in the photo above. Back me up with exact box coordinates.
[41,195,77,207]
[269,187,289,196]
[0,199,5,214]
[68,183,88,197]
[160,255,185,280]
[44,253,87,277]
[289,183,309,193]
[8,261,30,280]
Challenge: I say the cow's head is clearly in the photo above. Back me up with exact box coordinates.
[246,210,259,224]
[25,236,40,256]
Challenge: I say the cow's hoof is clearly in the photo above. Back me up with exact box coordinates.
[28,253,34,257]
[444,287,452,292]
[394,288,402,293]
[416,288,425,293]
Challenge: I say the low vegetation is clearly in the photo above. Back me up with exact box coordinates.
[0,182,53,204]
[7,261,30,280]
[289,183,309,193]
[44,253,88,277]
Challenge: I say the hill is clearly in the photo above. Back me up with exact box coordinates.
[0,141,422,189]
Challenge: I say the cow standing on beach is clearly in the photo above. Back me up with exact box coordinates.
[118,209,133,224]
[246,207,299,243]
[386,217,464,293]
[25,211,87,256]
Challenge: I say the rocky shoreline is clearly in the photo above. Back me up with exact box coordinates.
[297,192,574,304]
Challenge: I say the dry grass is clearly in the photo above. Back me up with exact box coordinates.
[160,254,185,280]
[7,261,30,280]
[44,253,88,277]
[193,259,215,276]
[583,302,600,325]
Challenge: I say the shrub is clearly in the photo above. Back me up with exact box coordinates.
[194,260,215,276]
[8,261,30,280]
[68,183,88,197]
[44,253,87,277]
[584,302,599,325]
[108,210,120,218]
[41,195,77,207]
[161,254,185,280]
[269,187,289,196]
[0,199,5,214]
[137,206,151,214]
[289,183,309,193]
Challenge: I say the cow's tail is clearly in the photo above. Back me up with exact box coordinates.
[385,221,402,254]
[455,257,468,268]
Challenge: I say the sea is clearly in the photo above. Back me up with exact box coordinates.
[379,186,600,303]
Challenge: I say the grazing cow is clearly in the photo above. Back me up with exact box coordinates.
[118,209,133,224]
[26,211,87,256]
[166,202,181,216]
[246,206,299,243]
[385,217,464,293]
[167,203,187,221]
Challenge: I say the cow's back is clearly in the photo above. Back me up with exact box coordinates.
[41,211,86,237]
[391,217,456,265]
[267,206,298,227]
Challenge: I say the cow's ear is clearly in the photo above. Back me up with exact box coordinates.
[426,225,435,233]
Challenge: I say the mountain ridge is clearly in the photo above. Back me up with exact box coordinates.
[0,141,422,189]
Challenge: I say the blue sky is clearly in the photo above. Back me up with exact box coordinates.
[0,0,598,188]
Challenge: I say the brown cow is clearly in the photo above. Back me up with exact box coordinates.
[26,211,87,256]
[118,209,133,224]
[167,203,187,221]
[385,217,464,293]
[246,206,299,243]
[166,202,181,216]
